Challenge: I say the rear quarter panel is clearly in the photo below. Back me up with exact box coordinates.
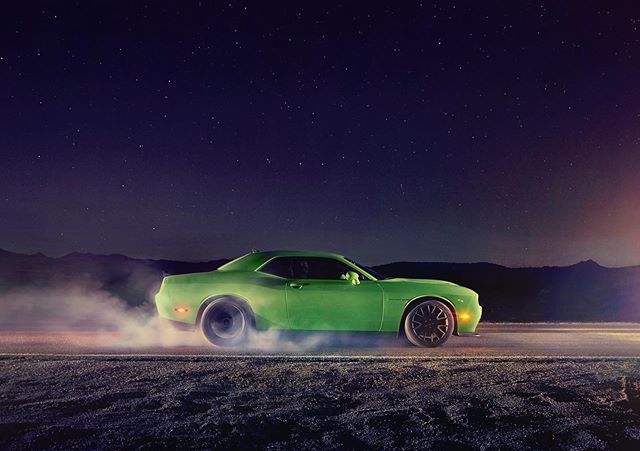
[155,270,288,329]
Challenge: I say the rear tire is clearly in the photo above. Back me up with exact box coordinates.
[200,298,251,347]
[404,299,454,347]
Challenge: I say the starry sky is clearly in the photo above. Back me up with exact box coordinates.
[1,1,639,267]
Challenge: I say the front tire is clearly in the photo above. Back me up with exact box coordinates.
[404,299,454,347]
[200,298,251,347]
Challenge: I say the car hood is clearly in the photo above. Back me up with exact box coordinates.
[377,278,478,300]
[381,278,458,286]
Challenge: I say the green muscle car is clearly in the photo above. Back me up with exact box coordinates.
[155,250,482,347]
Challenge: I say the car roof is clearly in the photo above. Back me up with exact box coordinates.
[217,250,345,272]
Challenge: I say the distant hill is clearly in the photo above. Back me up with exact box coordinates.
[0,248,228,308]
[372,260,640,322]
[1,248,639,321]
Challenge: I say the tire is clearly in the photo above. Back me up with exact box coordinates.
[404,299,454,347]
[200,298,252,347]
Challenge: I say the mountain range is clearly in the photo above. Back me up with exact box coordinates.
[1,248,638,322]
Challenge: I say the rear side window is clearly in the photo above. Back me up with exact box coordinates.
[259,257,364,280]
[299,258,354,280]
[259,257,295,278]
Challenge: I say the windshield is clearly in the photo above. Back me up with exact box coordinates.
[345,257,389,280]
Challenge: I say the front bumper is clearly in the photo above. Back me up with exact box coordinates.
[456,304,482,334]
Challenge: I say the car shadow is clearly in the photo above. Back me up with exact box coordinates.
[249,331,411,349]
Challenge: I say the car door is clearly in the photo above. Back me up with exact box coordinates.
[282,257,384,331]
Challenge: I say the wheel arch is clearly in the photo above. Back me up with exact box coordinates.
[196,294,255,328]
[398,295,458,336]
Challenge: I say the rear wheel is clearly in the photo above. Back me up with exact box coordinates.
[200,298,251,347]
[404,299,454,347]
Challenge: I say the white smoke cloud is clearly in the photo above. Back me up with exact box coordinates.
[0,285,403,351]
[0,285,204,348]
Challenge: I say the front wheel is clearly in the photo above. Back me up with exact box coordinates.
[200,298,251,347]
[404,299,454,347]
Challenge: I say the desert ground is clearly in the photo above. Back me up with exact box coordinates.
[1,324,640,449]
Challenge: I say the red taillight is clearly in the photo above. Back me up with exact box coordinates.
[174,307,189,313]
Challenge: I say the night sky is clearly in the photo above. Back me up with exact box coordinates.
[1,2,639,267]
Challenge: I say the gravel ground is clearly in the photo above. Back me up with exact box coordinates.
[1,356,640,450]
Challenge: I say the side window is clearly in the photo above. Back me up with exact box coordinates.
[293,257,360,280]
[259,257,294,278]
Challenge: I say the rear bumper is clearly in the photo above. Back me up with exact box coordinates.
[155,278,198,325]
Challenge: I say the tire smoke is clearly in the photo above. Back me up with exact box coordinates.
[0,285,403,351]
[0,285,204,348]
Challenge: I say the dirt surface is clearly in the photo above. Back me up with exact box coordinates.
[1,324,640,449]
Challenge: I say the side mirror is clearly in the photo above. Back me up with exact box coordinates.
[341,271,361,285]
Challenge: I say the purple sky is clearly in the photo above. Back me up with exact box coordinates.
[1,2,639,266]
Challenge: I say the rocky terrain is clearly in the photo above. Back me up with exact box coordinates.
[1,355,639,450]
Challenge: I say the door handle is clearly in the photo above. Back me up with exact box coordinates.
[289,282,306,289]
